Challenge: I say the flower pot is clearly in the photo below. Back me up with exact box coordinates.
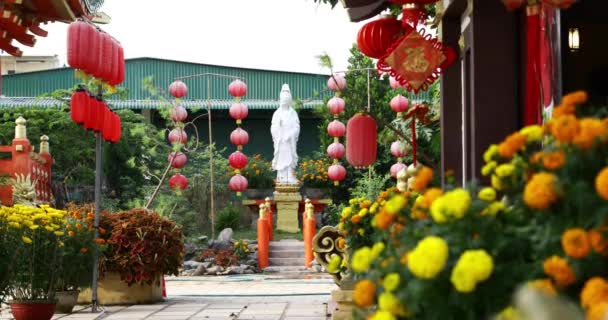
[244,189,273,199]
[55,290,79,314]
[78,272,163,305]
[10,301,56,320]
[302,188,329,199]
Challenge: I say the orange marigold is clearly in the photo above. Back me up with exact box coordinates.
[336,237,346,250]
[351,215,362,224]
[561,228,591,259]
[528,279,557,296]
[587,302,608,320]
[581,277,608,310]
[596,167,608,200]
[523,172,559,210]
[498,132,527,159]
[80,247,88,253]
[552,104,576,118]
[75,223,82,230]
[353,279,376,307]
[561,91,588,107]
[543,255,576,287]
[412,166,434,192]
[530,151,544,164]
[95,238,106,245]
[542,150,566,170]
[573,118,607,149]
[589,230,608,256]
[375,211,395,230]
[550,115,580,143]
[68,231,75,237]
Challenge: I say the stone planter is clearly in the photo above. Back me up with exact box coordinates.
[55,290,79,313]
[244,189,274,199]
[78,272,163,305]
[10,301,56,320]
[302,188,329,199]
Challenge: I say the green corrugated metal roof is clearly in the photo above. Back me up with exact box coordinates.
[2,57,331,103]
[0,97,324,110]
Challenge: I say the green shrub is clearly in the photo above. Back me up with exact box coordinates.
[215,205,241,232]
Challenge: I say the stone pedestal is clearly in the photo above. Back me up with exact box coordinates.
[330,289,354,320]
[274,193,302,233]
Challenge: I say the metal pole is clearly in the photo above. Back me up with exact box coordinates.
[91,85,103,313]
[207,78,216,239]
[367,69,371,112]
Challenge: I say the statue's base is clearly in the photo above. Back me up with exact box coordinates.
[274,184,302,233]
[330,289,354,320]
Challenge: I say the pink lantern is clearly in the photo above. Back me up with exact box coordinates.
[229,174,248,194]
[327,142,345,159]
[390,163,407,178]
[229,103,249,125]
[327,120,346,138]
[328,164,347,186]
[169,80,188,98]
[230,128,250,147]
[168,128,188,145]
[327,97,346,116]
[169,173,188,190]
[327,74,346,92]
[390,95,409,114]
[390,141,407,158]
[389,76,405,90]
[171,105,188,122]
[168,152,188,169]
[229,151,248,170]
[228,80,248,98]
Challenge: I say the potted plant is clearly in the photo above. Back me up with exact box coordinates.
[0,205,68,320]
[297,157,332,199]
[241,154,274,199]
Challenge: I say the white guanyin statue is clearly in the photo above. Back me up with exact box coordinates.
[271,84,300,185]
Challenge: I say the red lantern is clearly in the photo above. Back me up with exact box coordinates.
[230,128,250,147]
[117,45,125,84]
[346,113,377,169]
[390,95,409,115]
[169,173,188,190]
[229,174,248,193]
[67,21,87,70]
[327,120,346,138]
[94,100,107,132]
[94,32,113,81]
[81,25,99,76]
[229,151,248,170]
[102,108,114,141]
[389,76,405,90]
[327,74,346,92]
[327,142,345,159]
[327,97,345,116]
[108,38,120,86]
[83,95,98,131]
[70,89,87,124]
[170,105,188,122]
[111,113,122,143]
[357,16,404,59]
[390,162,407,178]
[168,152,188,169]
[391,141,407,158]
[168,128,188,145]
[169,80,188,98]
[229,103,249,125]
[228,80,248,98]
[328,164,347,185]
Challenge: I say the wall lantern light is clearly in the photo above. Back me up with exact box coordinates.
[568,27,580,52]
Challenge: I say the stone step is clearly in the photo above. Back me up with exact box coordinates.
[263,266,311,273]
[270,250,304,258]
[268,257,305,266]
[269,241,304,251]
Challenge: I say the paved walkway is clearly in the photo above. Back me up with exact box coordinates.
[1,275,337,320]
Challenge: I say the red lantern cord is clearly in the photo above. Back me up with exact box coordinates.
[411,116,417,167]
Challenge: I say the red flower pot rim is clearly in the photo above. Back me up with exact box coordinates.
[9,299,57,304]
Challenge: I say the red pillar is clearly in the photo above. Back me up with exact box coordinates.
[257,205,269,269]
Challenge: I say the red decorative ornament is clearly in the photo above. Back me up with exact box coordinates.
[168,128,188,145]
[168,152,188,169]
[391,140,407,158]
[102,108,114,142]
[327,97,346,116]
[229,174,248,194]
[116,45,125,85]
[229,103,249,125]
[327,143,345,160]
[70,89,87,124]
[111,113,122,143]
[327,74,346,92]
[378,28,456,93]
[327,120,346,138]
[346,113,377,169]
[228,151,248,170]
[169,80,188,98]
[328,164,347,186]
[108,39,120,86]
[67,21,87,70]
[95,32,113,81]
[81,24,99,76]
[230,128,250,147]
[357,16,404,59]
[171,105,188,122]
[169,173,188,190]
[501,0,576,10]
[83,96,98,131]
[390,162,407,178]
[228,80,248,98]
[94,100,107,132]
[390,95,409,115]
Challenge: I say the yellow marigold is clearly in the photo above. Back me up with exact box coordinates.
[491,175,504,191]
[562,91,588,106]
[341,207,352,218]
[523,172,559,210]
[352,247,372,273]
[327,255,342,273]
[430,188,471,223]
[542,150,566,170]
[589,229,608,256]
[481,161,497,176]
[383,273,400,292]
[384,195,406,215]
[478,187,497,202]
[495,164,515,178]
[586,302,608,320]
[407,236,449,279]
[573,118,606,149]
[371,242,385,259]
[412,166,433,192]
[581,277,608,310]
[496,306,520,320]
[21,236,33,244]
[450,250,494,293]
[550,114,580,143]
[596,167,608,200]
[369,310,396,320]
[353,279,376,307]
[520,124,544,142]
[561,228,591,259]
[481,201,505,216]
[483,144,499,163]
[498,132,527,158]
[528,279,557,296]
[543,255,576,287]
[378,292,408,316]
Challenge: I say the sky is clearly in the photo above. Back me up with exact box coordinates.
[22,0,366,75]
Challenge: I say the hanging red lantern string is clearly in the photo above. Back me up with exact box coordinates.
[326,74,348,185]
[228,79,249,196]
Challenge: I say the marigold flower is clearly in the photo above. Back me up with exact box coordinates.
[498,132,527,158]
[520,124,544,142]
[561,228,591,259]
[378,292,406,315]
[543,255,576,287]
[375,211,395,230]
[481,161,497,176]
[550,115,580,143]
[412,166,433,192]
[589,230,608,256]
[586,302,608,320]
[353,279,376,307]
[352,247,372,273]
[450,250,494,293]
[483,144,499,163]
[384,195,407,215]
[430,188,471,223]
[478,187,497,202]
[68,231,75,237]
[561,91,588,106]
[523,172,559,210]
[369,310,396,320]
[99,227,107,235]
[75,223,82,230]
[350,215,361,224]
[95,238,106,245]
[54,231,65,236]
[407,236,449,279]
[542,150,566,170]
[595,167,608,200]
[581,277,608,310]
[327,255,342,273]
[527,279,556,296]
[382,273,400,292]
[481,201,505,216]
[573,118,606,149]
[80,247,88,253]
[336,237,345,250]
[21,236,33,244]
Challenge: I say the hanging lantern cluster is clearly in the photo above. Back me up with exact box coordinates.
[325,74,348,186]
[67,21,125,86]
[69,86,122,143]
[228,80,249,196]
[167,80,190,192]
